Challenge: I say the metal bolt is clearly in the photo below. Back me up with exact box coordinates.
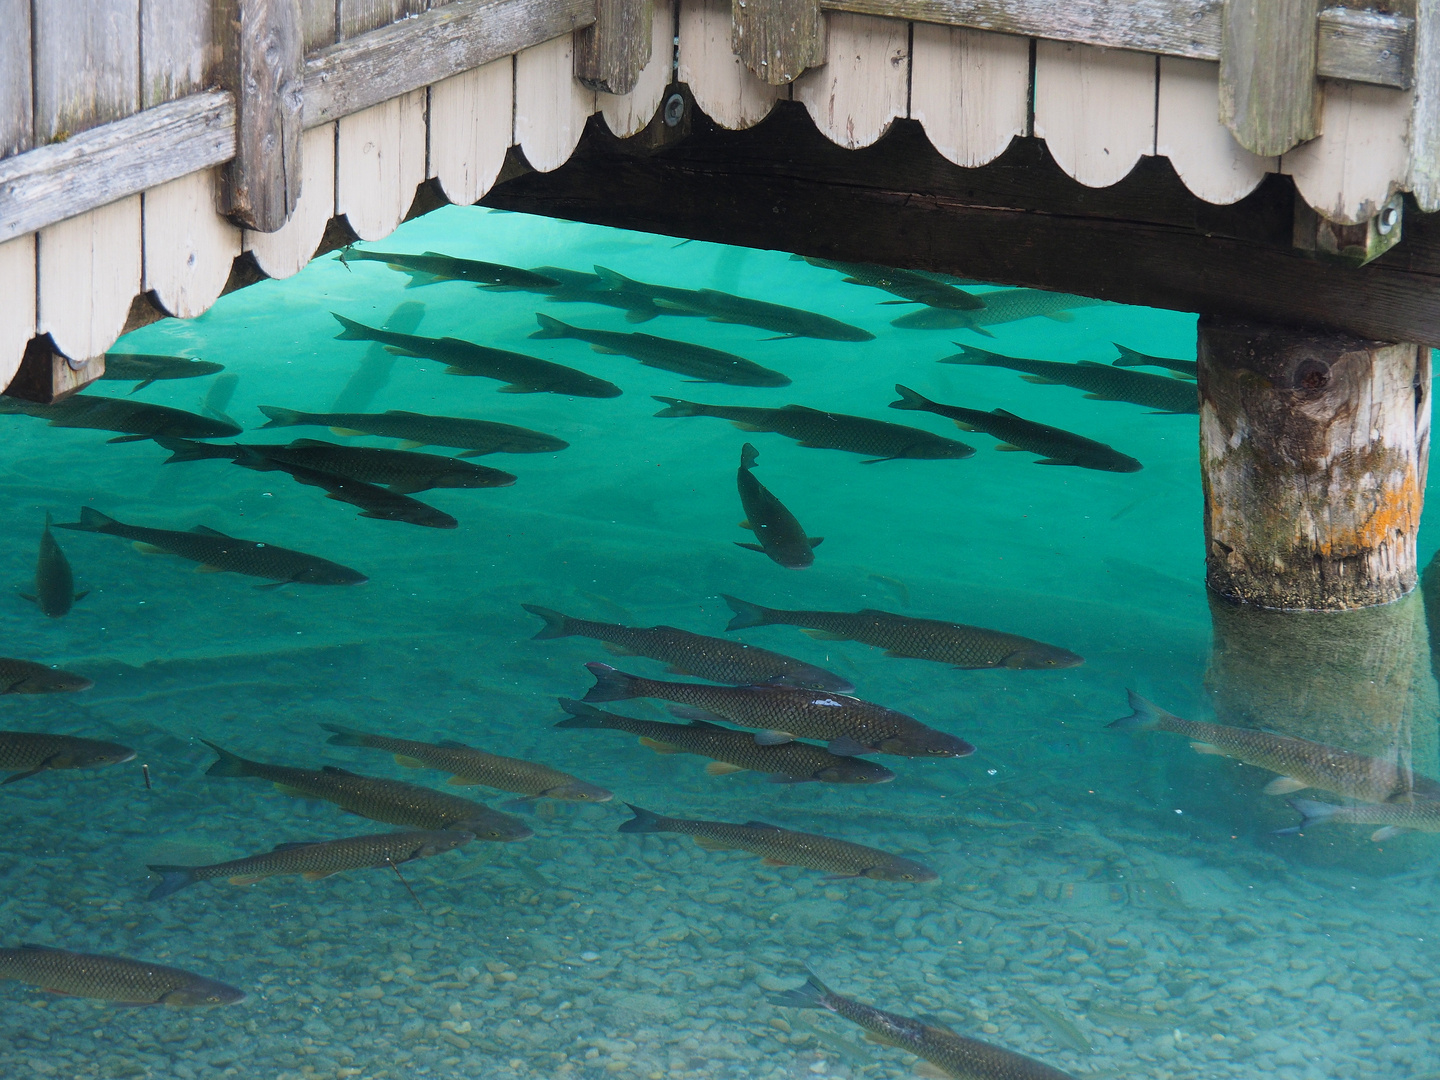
[1378,201,1399,235]
[664,93,685,127]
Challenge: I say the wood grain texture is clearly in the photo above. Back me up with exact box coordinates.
[1284,81,1413,224]
[909,24,1028,168]
[36,195,142,362]
[1157,57,1271,205]
[1221,0,1320,156]
[430,59,515,204]
[1318,6,1414,90]
[141,0,214,108]
[143,169,243,318]
[32,2,140,139]
[515,34,597,171]
[0,235,35,391]
[301,0,339,51]
[336,90,428,240]
[678,0,781,129]
[794,13,908,149]
[734,0,826,85]
[575,0,653,95]
[0,0,34,158]
[599,0,673,136]
[1411,0,1440,211]
[1034,41,1156,188]
[246,122,337,277]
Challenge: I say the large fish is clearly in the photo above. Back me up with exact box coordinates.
[102,353,224,392]
[530,313,790,387]
[735,442,821,568]
[555,700,895,784]
[0,945,244,1007]
[527,267,709,323]
[800,258,985,311]
[1280,797,1440,841]
[892,288,1106,333]
[57,507,367,587]
[233,450,458,529]
[653,398,975,463]
[147,829,473,899]
[339,247,561,289]
[0,395,242,441]
[619,805,935,881]
[521,605,852,691]
[723,595,1084,670]
[201,741,533,841]
[942,345,1199,414]
[21,513,87,617]
[1111,691,1440,804]
[321,724,612,804]
[332,313,622,398]
[889,385,1142,473]
[0,658,92,694]
[772,972,1078,1079]
[582,663,973,758]
[257,406,567,456]
[1110,343,1197,378]
[0,731,134,783]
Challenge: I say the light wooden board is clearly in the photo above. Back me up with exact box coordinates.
[0,0,33,157]
[677,0,781,130]
[1284,82,1413,224]
[514,34,597,172]
[141,0,213,109]
[0,235,35,391]
[337,91,428,240]
[36,197,142,362]
[142,169,243,318]
[430,58,515,205]
[794,13,909,150]
[32,3,140,139]
[1409,0,1439,213]
[599,0,674,137]
[246,122,337,278]
[909,24,1029,168]
[1034,41,1156,189]
[1157,57,1271,205]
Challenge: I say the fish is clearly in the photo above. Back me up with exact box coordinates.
[799,257,985,311]
[1110,691,1440,804]
[21,513,88,617]
[102,353,224,393]
[521,605,853,691]
[581,663,973,758]
[200,741,534,841]
[1110,343,1197,378]
[889,385,1143,473]
[338,247,561,289]
[320,723,613,804]
[734,442,821,568]
[0,731,134,783]
[527,267,708,323]
[723,595,1084,671]
[0,658,93,694]
[618,805,935,881]
[942,346,1199,415]
[1279,796,1440,841]
[0,394,242,441]
[232,449,458,529]
[891,288,1106,333]
[56,507,367,587]
[1011,987,1094,1056]
[772,972,1078,1079]
[554,699,896,784]
[332,313,622,398]
[200,372,240,425]
[0,945,244,1007]
[154,437,517,492]
[530,313,790,387]
[257,406,567,456]
[652,398,975,463]
[146,829,474,899]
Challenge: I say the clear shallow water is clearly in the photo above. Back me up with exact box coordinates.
[0,206,1436,1080]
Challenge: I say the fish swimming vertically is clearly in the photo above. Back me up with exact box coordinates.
[338,247,561,289]
[530,313,791,387]
[22,513,88,617]
[320,723,613,804]
[257,406,567,457]
[889,385,1142,472]
[772,972,1078,1079]
[653,398,975,463]
[0,731,134,783]
[0,395,242,441]
[332,313,622,398]
[1110,343,1197,378]
[735,443,821,568]
[619,805,935,880]
[554,700,895,784]
[233,450,459,529]
[521,605,852,691]
[147,829,474,900]
[200,741,533,841]
[891,288,1106,333]
[1110,691,1440,804]
[799,258,985,311]
[582,663,973,758]
[723,595,1084,670]
[101,354,224,393]
[1279,797,1440,842]
[942,346,1199,414]
[0,945,245,1007]
[56,508,367,587]
[0,659,93,694]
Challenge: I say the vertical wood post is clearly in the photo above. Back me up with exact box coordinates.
[1411,0,1440,211]
[1220,0,1321,156]
[575,0,654,95]
[732,0,826,86]
[1199,317,1431,610]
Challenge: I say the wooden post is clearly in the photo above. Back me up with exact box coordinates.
[1219,0,1321,156]
[575,0,654,95]
[1199,318,1431,610]
[732,0,826,85]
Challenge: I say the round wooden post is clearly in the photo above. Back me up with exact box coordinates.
[1198,317,1431,610]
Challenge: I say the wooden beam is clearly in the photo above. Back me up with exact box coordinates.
[574,0,654,95]
[734,0,826,85]
[1413,0,1440,212]
[1318,5,1415,90]
[1220,0,1321,157]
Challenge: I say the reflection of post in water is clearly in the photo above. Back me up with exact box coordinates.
[1422,551,1440,690]
[331,300,425,412]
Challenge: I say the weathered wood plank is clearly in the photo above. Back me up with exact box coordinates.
[430,59,515,204]
[793,13,908,150]
[1411,0,1440,212]
[1034,41,1156,188]
[301,0,338,51]
[0,0,34,158]
[734,0,826,85]
[1221,0,1320,157]
[678,0,781,129]
[141,0,214,109]
[36,195,142,364]
[515,34,597,171]
[246,122,337,276]
[32,3,140,139]
[1318,6,1414,90]
[1157,57,1271,205]
[575,0,654,95]
[599,0,674,137]
[0,235,35,392]
[336,91,428,239]
[910,25,1029,169]
[1284,80,1412,224]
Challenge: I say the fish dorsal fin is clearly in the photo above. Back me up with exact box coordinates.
[271,841,316,852]
[189,525,230,537]
[743,820,783,831]
[990,408,1021,418]
[321,765,360,776]
[780,405,825,414]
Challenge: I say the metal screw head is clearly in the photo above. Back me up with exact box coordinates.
[1378,202,1399,235]
[664,93,685,128]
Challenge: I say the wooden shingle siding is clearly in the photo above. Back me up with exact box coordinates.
[678,0,781,129]
[429,58,515,204]
[516,33,598,172]
[1033,42,1156,188]
[793,13,908,150]
[908,26,1029,169]
[599,0,675,137]
[1156,57,1272,206]
[245,123,337,277]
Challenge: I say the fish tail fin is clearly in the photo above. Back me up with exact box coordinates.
[1107,690,1170,732]
[1111,343,1146,367]
[581,663,643,703]
[200,740,253,778]
[152,436,224,463]
[888,384,932,411]
[522,604,576,640]
[1277,798,1339,835]
[530,313,571,339]
[554,698,612,728]
[617,803,668,833]
[331,312,372,340]
[146,866,198,900]
[257,406,306,429]
[939,344,1001,365]
[55,507,117,533]
[722,594,776,631]
[769,972,833,1010]
[652,396,701,418]
[319,723,367,746]
[740,442,759,469]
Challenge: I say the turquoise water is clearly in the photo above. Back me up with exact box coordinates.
[0,205,1436,1080]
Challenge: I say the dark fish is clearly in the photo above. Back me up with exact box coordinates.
[1112,691,1440,803]
[619,805,935,881]
[723,595,1084,670]
[653,398,974,463]
[521,605,852,691]
[555,699,895,784]
[582,663,973,758]
[102,353,224,393]
[201,741,533,841]
[338,247,561,289]
[943,345,1199,414]
[0,731,134,783]
[332,313,622,398]
[889,385,1142,472]
[1110,343,1197,378]
[56,507,367,587]
[1280,796,1440,842]
[21,513,88,617]
[233,449,458,529]
[527,267,708,323]
[321,723,613,804]
[530,313,790,387]
[892,288,1106,333]
[800,258,985,310]
[257,406,567,456]
[147,829,473,900]
[772,972,1078,1079]
[0,658,92,694]
[0,945,244,1007]
[735,442,821,567]
[0,394,242,441]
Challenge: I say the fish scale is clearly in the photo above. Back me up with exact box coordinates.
[0,658,92,694]
[257,406,567,456]
[0,946,244,1006]
[943,346,1199,414]
[0,732,134,781]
